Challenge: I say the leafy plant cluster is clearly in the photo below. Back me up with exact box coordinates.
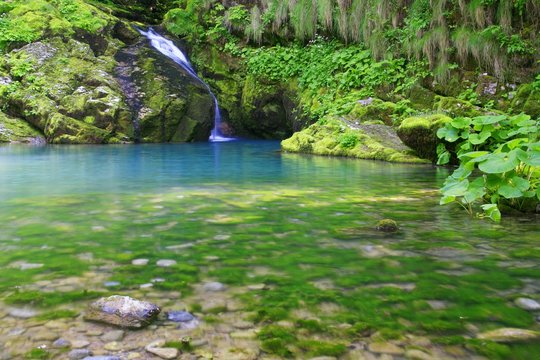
[437,114,539,221]
[244,39,428,119]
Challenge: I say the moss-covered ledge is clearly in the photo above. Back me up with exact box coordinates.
[281,117,428,163]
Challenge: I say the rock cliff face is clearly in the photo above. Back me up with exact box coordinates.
[0,3,214,144]
[115,37,214,143]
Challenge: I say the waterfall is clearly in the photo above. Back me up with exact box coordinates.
[139,28,234,142]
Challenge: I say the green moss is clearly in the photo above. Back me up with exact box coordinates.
[465,339,511,360]
[376,219,399,232]
[511,84,540,118]
[433,96,484,118]
[282,117,426,163]
[397,114,451,161]
[5,290,104,307]
[0,111,43,143]
[349,99,398,125]
[24,348,51,360]
[298,340,348,357]
[261,338,293,357]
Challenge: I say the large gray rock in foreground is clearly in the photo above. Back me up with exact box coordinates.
[84,295,160,328]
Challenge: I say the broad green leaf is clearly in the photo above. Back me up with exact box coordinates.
[481,204,501,222]
[437,126,460,142]
[451,164,473,180]
[450,117,471,129]
[458,151,489,160]
[437,151,451,165]
[441,178,469,196]
[440,195,456,205]
[463,178,486,203]
[519,150,540,166]
[473,115,506,125]
[537,187,540,200]
[478,152,519,173]
[509,176,530,192]
[504,138,528,150]
[498,184,524,198]
[469,130,491,145]
[509,113,531,126]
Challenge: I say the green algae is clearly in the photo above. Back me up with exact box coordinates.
[0,148,539,359]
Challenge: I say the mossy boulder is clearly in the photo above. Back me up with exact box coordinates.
[397,114,452,161]
[433,96,483,118]
[281,117,426,163]
[115,39,214,142]
[0,111,44,143]
[511,84,540,118]
[193,44,304,139]
[348,98,397,125]
[0,38,131,143]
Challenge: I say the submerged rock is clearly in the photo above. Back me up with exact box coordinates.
[477,328,540,342]
[145,340,179,359]
[376,219,398,232]
[203,281,226,292]
[514,297,540,311]
[68,349,93,360]
[167,310,195,322]
[156,259,177,267]
[84,295,160,328]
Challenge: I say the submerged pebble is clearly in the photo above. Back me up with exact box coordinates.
[8,308,37,319]
[167,310,195,322]
[203,281,226,292]
[84,295,160,328]
[515,297,540,311]
[156,259,176,267]
[131,259,149,266]
[68,349,93,360]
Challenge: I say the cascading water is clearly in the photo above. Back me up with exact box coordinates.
[139,28,234,142]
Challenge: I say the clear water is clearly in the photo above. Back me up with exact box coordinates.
[0,141,539,359]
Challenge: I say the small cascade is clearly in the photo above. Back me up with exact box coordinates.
[139,28,235,142]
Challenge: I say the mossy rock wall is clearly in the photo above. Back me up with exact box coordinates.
[0,111,45,144]
[115,41,214,143]
[397,114,452,161]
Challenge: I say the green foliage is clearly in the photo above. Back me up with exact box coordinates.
[339,133,358,149]
[0,0,110,51]
[437,114,540,220]
[245,39,429,120]
[24,349,51,360]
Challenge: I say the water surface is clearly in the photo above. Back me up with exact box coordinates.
[0,141,538,359]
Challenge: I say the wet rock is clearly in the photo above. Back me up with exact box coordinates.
[247,283,267,291]
[68,349,93,360]
[376,219,398,232]
[52,338,71,348]
[104,342,123,351]
[156,259,177,267]
[19,262,44,270]
[426,300,448,310]
[368,342,404,355]
[83,357,121,360]
[203,281,226,292]
[8,308,37,318]
[132,259,149,266]
[167,310,195,322]
[514,297,540,311]
[71,340,91,348]
[145,340,179,359]
[101,330,125,342]
[140,283,153,289]
[478,328,540,342]
[84,295,160,328]
[405,349,434,360]
[104,281,120,287]
[308,357,337,360]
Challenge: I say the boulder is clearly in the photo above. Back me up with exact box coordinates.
[115,37,214,143]
[477,328,540,343]
[84,295,160,328]
[282,117,426,163]
[397,114,451,161]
